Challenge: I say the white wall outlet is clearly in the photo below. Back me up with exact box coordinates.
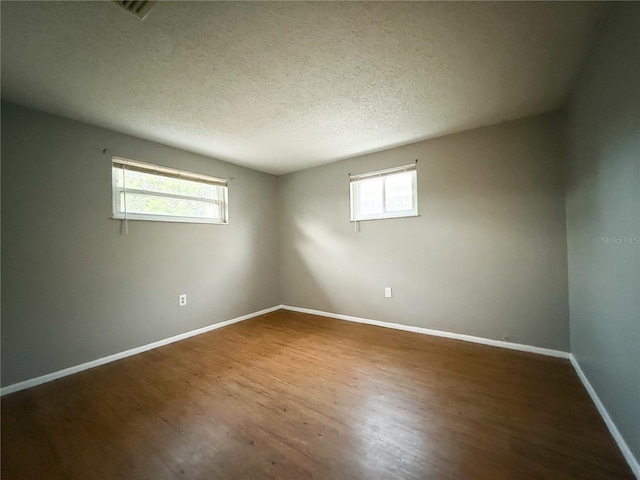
[384,287,392,298]
[179,294,187,307]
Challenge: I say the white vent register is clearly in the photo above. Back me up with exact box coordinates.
[114,0,157,20]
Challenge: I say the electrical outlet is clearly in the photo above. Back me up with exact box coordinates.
[179,294,187,307]
[384,287,392,298]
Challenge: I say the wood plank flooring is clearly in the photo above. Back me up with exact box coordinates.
[1,310,634,479]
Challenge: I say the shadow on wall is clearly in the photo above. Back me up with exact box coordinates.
[287,215,370,314]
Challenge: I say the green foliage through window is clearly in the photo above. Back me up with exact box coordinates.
[112,158,228,224]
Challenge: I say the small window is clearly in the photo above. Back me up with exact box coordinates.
[112,157,228,224]
[350,163,418,221]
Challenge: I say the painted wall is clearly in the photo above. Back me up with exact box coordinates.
[564,3,640,464]
[278,112,570,351]
[1,102,280,386]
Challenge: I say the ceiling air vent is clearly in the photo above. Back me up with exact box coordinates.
[114,0,157,20]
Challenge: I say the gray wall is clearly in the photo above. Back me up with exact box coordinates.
[279,112,570,351]
[565,3,640,464]
[1,102,280,387]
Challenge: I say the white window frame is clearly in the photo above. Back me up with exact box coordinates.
[111,157,229,225]
[350,163,418,221]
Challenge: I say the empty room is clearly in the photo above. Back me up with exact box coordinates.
[1,1,638,479]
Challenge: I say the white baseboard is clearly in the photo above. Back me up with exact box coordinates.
[281,305,570,359]
[0,305,281,397]
[570,355,640,478]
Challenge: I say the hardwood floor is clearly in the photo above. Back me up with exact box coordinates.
[1,310,634,479]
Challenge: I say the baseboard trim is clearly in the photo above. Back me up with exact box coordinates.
[569,355,640,478]
[280,305,570,359]
[0,305,281,397]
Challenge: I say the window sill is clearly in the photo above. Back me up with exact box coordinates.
[350,214,420,222]
[110,216,228,225]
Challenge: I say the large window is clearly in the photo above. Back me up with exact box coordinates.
[350,163,418,221]
[112,157,228,224]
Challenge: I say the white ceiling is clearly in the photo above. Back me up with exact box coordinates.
[1,1,606,175]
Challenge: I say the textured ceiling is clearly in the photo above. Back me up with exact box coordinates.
[1,2,606,175]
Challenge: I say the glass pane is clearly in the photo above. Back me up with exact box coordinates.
[113,166,124,187]
[113,167,220,200]
[120,192,221,219]
[358,178,383,215]
[385,172,413,212]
